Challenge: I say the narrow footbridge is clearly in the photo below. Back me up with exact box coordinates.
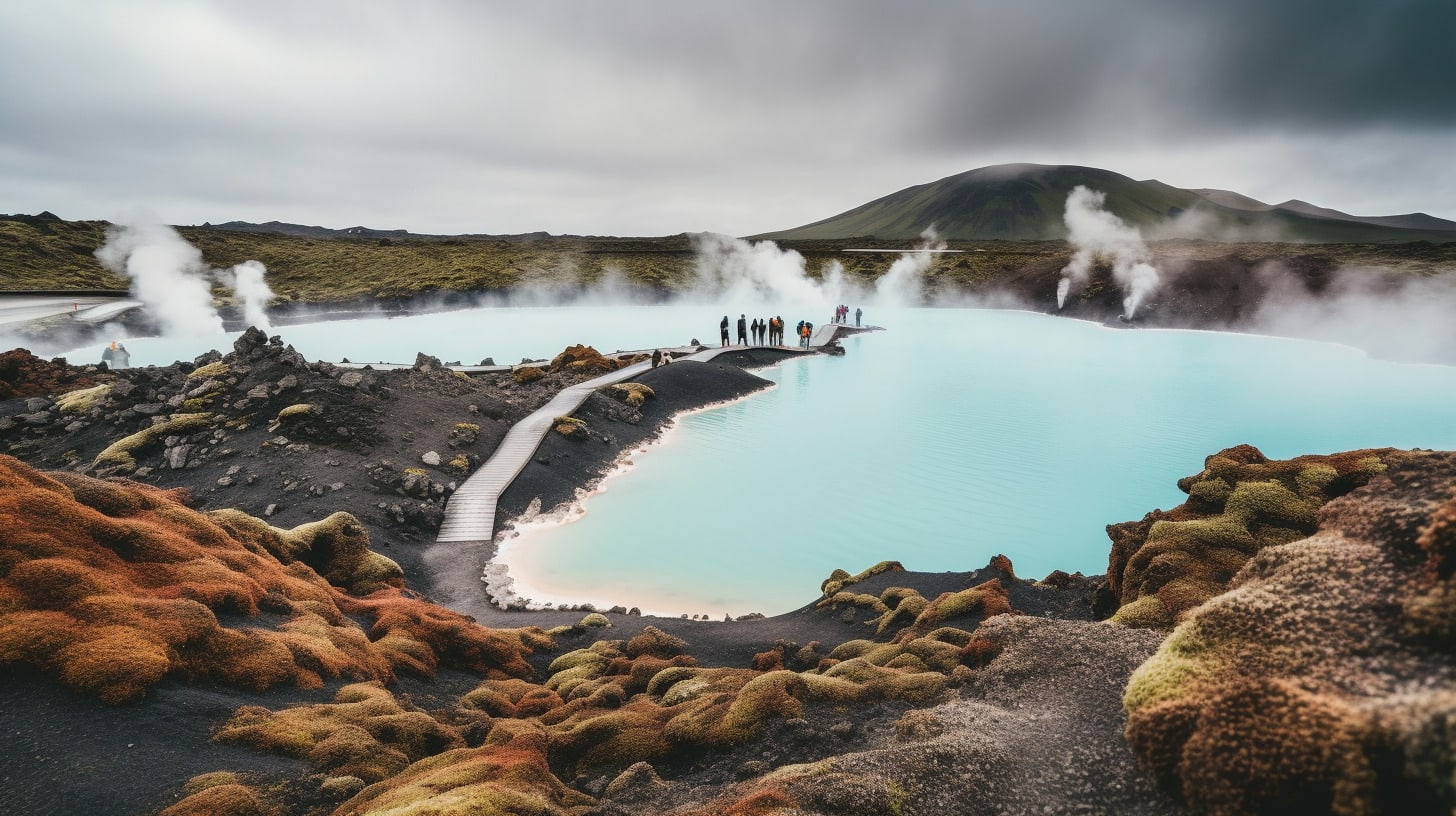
[421,323,855,607]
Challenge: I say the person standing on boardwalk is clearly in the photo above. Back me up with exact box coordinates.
[737,314,748,345]
[651,348,663,368]
[855,307,862,327]
[720,315,730,347]
[750,318,761,345]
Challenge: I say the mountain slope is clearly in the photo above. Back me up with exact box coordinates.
[756,164,1456,243]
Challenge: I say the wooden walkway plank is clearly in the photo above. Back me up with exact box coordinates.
[420,324,863,607]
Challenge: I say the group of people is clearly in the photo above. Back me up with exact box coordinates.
[100,341,131,370]
[832,305,862,326]
[718,314,808,347]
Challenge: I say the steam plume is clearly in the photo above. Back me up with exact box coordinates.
[1057,186,1161,318]
[94,217,275,337]
[873,227,944,308]
[94,218,224,336]
[220,260,274,331]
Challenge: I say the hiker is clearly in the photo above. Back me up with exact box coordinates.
[736,314,748,345]
[720,315,730,347]
[651,348,662,368]
[114,344,130,369]
[750,318,761,345]
[855,307,862,327]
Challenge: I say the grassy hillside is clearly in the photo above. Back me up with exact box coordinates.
[3,213,1454,309]
[757,164,1456,243]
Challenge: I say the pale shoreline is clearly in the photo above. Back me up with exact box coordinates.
[487,379,790,619]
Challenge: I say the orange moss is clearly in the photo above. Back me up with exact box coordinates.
[158,783,275,816]
[0,610,84,669]
[750,647,785,672]
[625,625,689,659]
[0,456,546,705]
[57,625,171,703]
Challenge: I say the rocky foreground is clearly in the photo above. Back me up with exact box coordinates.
[2,339,1456,815]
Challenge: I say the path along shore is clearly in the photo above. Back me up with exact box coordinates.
[424,322,876,613]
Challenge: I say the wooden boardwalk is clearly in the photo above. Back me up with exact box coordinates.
[421,323,860,607]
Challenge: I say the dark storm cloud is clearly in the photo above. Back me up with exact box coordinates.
[0,0,1452,234]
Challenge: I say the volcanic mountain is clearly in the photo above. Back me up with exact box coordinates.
[754,163,1456,243]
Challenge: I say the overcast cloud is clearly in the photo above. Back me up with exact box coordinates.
[1,0,1452,236]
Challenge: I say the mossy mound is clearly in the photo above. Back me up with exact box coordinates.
[216,682,463,782]
[186,361,231,381]
[91,412,216,472]
[54,382,112,414]
[0,455,543,702]
[1102,444,1396,628]
[207,509,403,596]
[511,366,545,384]
[819,560,904,597]
[1123,450,1456,814]
[553,415,587,438]
[548,344,621,375]
[608,382,655,407]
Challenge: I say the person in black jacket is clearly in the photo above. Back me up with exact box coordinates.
[720,315,730,347]
[736,314,748,345]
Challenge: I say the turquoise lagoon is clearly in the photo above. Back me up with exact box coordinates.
[62,305,1456,618]
[496,307,1456,618]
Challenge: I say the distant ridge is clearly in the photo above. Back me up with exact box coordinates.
[201,220,554,242]
[755,164,1456,243]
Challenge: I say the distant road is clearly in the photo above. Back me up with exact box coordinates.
[0,293,143,326]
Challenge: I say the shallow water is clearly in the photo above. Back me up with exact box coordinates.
[62,304,1456,619]
[497,308,1456,618]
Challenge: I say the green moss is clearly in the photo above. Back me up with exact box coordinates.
[182,771,240,796]
[274,403,318,421]
[1295,465,1338,497]
[821,561,904,597]
[1223,480,1319,530]
[1187,477,1233,506]
[1110,595,1174,629]
[646,666,704,700]
[1123,633,1213,713]
[187,361,230,380]
[93,413,215,470]
[545,649,609,692]
[55,384,111,414]
[888,779,909,815]
[577,613,610,628]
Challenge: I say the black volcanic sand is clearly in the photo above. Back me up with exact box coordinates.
[0,330,1135,816]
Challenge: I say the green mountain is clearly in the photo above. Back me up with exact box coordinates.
[755,163,1456,243]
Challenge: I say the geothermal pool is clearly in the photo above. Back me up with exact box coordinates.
[63,305,1456,619]
[496,307,1456,618]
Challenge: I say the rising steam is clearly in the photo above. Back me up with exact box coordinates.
[94,217,273,336]
[220,260,274,332]
[873,227,944,308]
[1057,186,1161,318]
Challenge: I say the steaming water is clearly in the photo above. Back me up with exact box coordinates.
[60,305,1456,618]
[499,307,1456,618]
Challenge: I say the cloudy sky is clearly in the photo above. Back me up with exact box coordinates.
[1,0,1452,237]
